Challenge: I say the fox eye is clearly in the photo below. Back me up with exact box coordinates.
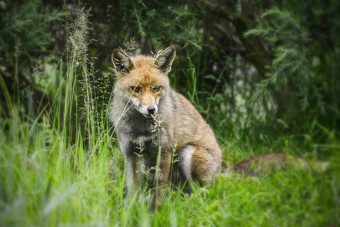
[131,86,142,93]
[153,86,161,93]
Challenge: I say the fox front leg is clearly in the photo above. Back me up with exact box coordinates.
[118,137,139,197]
[150,152,172,211]
[124,155,139,197]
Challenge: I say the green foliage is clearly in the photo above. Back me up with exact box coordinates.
[0,0,68,82]
[106,0,201,51]
[245,2,340,140]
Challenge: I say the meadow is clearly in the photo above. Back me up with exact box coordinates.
[1,2,340,226]
[1,42,339,227]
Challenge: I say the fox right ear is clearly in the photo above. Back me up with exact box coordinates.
[155,45,176,74]
[111,48,134,75]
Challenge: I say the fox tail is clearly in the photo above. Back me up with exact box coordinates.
[223,152,330,178]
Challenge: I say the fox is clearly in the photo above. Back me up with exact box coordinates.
[109,45,328,210]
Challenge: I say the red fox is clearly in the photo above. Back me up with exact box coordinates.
[109,46,327,210]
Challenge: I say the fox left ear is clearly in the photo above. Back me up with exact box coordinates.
[111,48,134,75]
[155,45,176,74]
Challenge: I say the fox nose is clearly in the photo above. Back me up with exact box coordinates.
[147,106,156,115]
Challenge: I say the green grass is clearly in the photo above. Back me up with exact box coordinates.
[0,102,339,226]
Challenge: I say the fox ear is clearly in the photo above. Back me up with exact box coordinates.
[155,45,176,73]
[111,48,134,75]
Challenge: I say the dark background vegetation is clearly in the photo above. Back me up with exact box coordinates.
[1,0,340,152]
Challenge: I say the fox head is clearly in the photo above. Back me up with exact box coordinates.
[111,46,176,117]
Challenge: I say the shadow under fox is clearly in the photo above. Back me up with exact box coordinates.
[109,46,327,210]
